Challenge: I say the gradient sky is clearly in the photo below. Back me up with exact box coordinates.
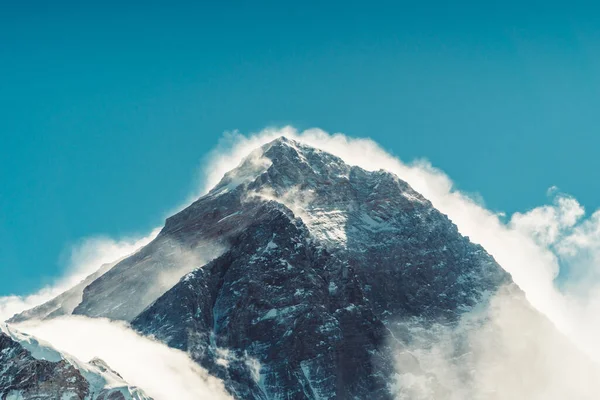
[2,1,600,296]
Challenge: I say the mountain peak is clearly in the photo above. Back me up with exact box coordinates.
[265,135,295,146]
[11,138,519,399]
[261,135,340,165]
[129,137,513,399]
[209,136,350,196]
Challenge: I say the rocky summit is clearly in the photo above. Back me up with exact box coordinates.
[9,137,557,399]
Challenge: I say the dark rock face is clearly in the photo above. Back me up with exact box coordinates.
[0,331,90,399]
[129,137,512,399]
[134,202,395,399]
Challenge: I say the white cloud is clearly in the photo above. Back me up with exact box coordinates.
[510,194,585,246]
[391,286,600,400]
[15,316,231,400]
[197,126,600,368]
[0,228,160,322]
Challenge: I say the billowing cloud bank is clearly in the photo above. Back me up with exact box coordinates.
[390,286,600,400]
[206,127,600,397]
[203,127,600,365]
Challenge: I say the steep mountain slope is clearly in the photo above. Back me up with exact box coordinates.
[70,237,225,321]
[0,324,150,400]
[9,262,115,323]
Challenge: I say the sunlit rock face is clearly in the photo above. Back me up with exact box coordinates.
[129,137,511,399]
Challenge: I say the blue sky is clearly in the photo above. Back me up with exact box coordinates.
[2,1,600,296]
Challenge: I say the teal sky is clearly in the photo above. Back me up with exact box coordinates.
[2,1,600,296]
